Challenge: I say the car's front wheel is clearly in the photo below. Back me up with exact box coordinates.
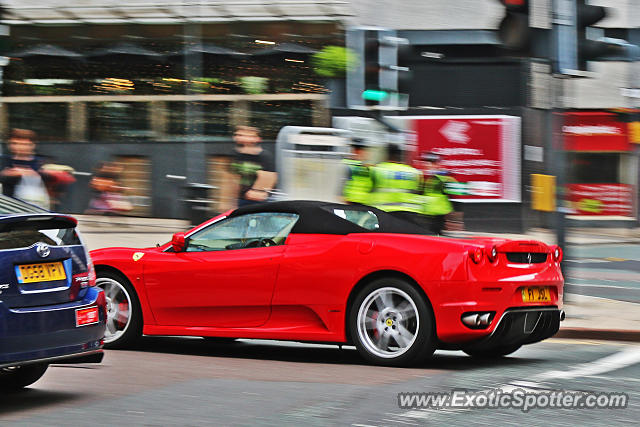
[349,278,435,366]
[96,271,142,349]
[0,363,48,392]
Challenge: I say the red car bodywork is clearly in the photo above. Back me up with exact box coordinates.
[90,210,564,348]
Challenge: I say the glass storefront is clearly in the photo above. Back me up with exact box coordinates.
[7,102,68,141]
[250,101,313,140]
[88,102,152,141]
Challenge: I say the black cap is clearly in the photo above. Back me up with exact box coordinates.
[351,137,367,149]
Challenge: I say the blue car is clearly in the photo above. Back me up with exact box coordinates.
[0,195,106,392]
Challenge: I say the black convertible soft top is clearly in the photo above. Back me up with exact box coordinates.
[231,200,434,236]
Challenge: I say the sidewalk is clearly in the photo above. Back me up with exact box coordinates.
[558,294,640,342]
[76,215,640,342]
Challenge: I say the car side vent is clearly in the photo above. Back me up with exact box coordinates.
[506,252,548,263]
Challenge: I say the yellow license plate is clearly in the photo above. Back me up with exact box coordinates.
[522,286,551,303]
[17,262,66,284]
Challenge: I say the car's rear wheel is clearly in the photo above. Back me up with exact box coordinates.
[463,344,522,358]
[349,278,435,366]
[0,363,48,392]
[96,271,142,349]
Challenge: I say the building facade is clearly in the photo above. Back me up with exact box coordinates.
[0,1,350,216]
[338,0,640,231]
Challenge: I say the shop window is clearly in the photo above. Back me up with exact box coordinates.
[88,102,151,141]
[208,156,237,212]
[167,102,230,137]
[7,103,68,142]
[114,155,151,217]
[568,153,620,183]
[250,101,313,140]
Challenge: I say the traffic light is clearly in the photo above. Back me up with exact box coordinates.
[576,0,608,69]
[362,30,381,105]
[360,29,411,107]
[498,0,530,51]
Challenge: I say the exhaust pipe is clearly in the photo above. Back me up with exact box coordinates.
[462,313,480,328]
[461,312,494,329]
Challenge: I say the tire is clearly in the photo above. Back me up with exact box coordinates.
[0,363,49,392]
[96,271,142,349]
[349,278,435,367]
[463,344,522,359]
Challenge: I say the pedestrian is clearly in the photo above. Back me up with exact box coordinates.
[341,137,372,205]
[86,161,133,215]
[41,159,76,212]
[420,151,464,234]
[0,128,52,209]
[230,125,277,207]
[369,143,425,225]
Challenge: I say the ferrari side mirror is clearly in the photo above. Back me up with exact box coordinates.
[171,232,186,252]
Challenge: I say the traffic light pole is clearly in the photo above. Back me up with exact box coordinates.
[551,76,567,257]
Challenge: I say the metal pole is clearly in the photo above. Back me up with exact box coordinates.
[184,6,206,185]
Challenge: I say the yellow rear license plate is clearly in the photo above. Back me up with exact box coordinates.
[522,286,551,302]
[17,262,66,284]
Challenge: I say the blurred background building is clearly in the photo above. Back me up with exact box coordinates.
[0,0,638,232]
[0,0,350,217]
[335,0,640,232]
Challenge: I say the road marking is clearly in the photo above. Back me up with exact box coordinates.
[565,282,639,290]
[537,346,640,380]
[605,257,629,262]
[377,346,640,425]
[548,338,625,346]
[566,259,611,264]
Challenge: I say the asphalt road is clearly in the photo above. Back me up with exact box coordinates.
[565,243,640,303]
[1,339,638,426]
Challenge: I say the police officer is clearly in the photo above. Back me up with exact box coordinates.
[421,151,463,234]
[342,137,372,205]
[370,144,424,220]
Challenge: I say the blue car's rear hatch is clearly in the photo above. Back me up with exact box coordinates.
[0,214,90,309]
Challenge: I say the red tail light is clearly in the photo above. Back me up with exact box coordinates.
[552,245,563,263]
[469,247,484,264]
[486,245,498,263]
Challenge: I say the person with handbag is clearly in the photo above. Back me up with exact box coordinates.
[0,129,52,209]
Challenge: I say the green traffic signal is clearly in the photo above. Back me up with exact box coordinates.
[362,90,388,102]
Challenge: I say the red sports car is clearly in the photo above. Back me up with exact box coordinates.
[91,201,564,366]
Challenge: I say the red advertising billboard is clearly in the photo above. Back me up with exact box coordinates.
[400,115,521,202]
[563,112,633,152]
[567,184,634,216]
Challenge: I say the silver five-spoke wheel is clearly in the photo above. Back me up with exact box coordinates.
[98,277,132,344]
[96,272,141,348]
[350,278,434,366]
[357,287,419,359]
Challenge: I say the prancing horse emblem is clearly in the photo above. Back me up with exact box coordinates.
[527,253,532,264]
[36,242,50,258]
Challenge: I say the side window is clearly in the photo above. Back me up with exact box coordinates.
[186,212,299,252]
[331,208,379,231]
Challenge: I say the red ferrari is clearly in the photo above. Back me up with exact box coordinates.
[91,201,564,366]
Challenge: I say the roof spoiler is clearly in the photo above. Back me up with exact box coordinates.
[0,213,78,232]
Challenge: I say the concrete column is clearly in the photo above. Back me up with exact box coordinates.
[230,99,250,129]
[150,100,168,140]
[0,102,8,140]
[68,102,87,142]
[312,98,330,127]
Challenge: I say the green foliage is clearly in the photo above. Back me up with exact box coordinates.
[311,46,357,79]
[239,76,268,94]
